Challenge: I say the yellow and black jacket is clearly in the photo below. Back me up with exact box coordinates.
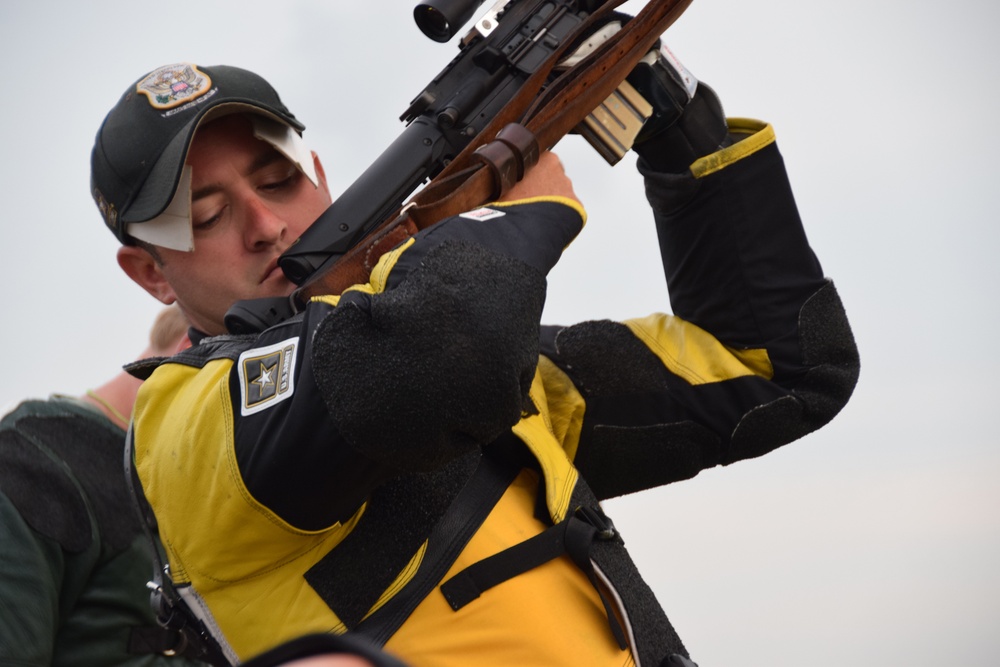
[130,119,859,666]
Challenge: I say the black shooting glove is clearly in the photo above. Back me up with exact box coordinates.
[626,38,732,173]
[310,199,584,472]
[563,12,731,173]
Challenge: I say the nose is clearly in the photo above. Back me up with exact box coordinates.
[242,195,287,251]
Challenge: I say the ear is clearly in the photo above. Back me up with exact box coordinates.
[117,245,177,305]
[312,151,333,202]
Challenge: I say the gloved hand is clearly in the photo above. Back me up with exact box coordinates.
[559,11,730,172]
[627,41,731,173]
[310,169,584,472]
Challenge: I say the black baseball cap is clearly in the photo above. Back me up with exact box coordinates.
[90,63,305,244]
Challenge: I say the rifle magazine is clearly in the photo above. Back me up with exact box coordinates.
[576,79,652,165]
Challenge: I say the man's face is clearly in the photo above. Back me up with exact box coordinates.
[149,114,332,335]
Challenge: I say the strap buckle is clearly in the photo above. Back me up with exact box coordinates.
[574,505,621,543]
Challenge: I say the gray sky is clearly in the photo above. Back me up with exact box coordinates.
[2,1,998,664]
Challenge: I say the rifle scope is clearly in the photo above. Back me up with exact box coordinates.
[413,0,490,42]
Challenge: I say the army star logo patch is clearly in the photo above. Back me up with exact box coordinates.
[238,337,298,416]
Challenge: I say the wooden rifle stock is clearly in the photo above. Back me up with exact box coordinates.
[294,0,693,302]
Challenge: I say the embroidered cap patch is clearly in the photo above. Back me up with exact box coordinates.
[136,63,212,110]
[238,337,298,416]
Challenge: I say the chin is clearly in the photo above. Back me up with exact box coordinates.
[260,274,296,297]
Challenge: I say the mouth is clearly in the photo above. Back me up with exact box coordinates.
[261,259,288,286]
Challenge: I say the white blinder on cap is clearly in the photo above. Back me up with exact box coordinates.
[126,116,319,252]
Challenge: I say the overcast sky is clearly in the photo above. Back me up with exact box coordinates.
[2,1,998,664]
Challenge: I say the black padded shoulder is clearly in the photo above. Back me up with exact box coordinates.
[313,241,546,472]
[0,401,140,553]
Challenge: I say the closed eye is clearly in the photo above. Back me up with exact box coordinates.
[193,207,225,232]
[258,166,301,194]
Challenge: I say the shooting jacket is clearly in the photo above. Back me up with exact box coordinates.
[130,119,859,666]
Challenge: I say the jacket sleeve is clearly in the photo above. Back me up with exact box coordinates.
[540,119,860,500]
[223,198,585,530]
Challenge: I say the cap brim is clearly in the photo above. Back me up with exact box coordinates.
[122,102,304,224]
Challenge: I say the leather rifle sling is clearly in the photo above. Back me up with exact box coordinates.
[296,0,693,300]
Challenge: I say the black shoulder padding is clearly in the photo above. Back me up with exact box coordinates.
[16,414,141,553]
[728,282,860,463]
[312,240,546,472]
[0,430,92,552]
[0,406,142,554]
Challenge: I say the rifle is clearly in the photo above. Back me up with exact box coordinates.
[224,0,692,334]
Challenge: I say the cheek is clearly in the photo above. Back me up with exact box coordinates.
[288,189,332,236]
[165,255,210,283]
[179,233,243,275]
[162,251,237,299]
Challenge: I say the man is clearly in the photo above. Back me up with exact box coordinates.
[90,32,859,667]
[0,306,203,665]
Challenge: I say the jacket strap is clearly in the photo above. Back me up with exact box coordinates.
[353,446,521,645]
[439,504,628,649]
[124,425,233,665]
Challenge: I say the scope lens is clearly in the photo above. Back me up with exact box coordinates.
[413,0,487,43]
[414,6,451,42]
